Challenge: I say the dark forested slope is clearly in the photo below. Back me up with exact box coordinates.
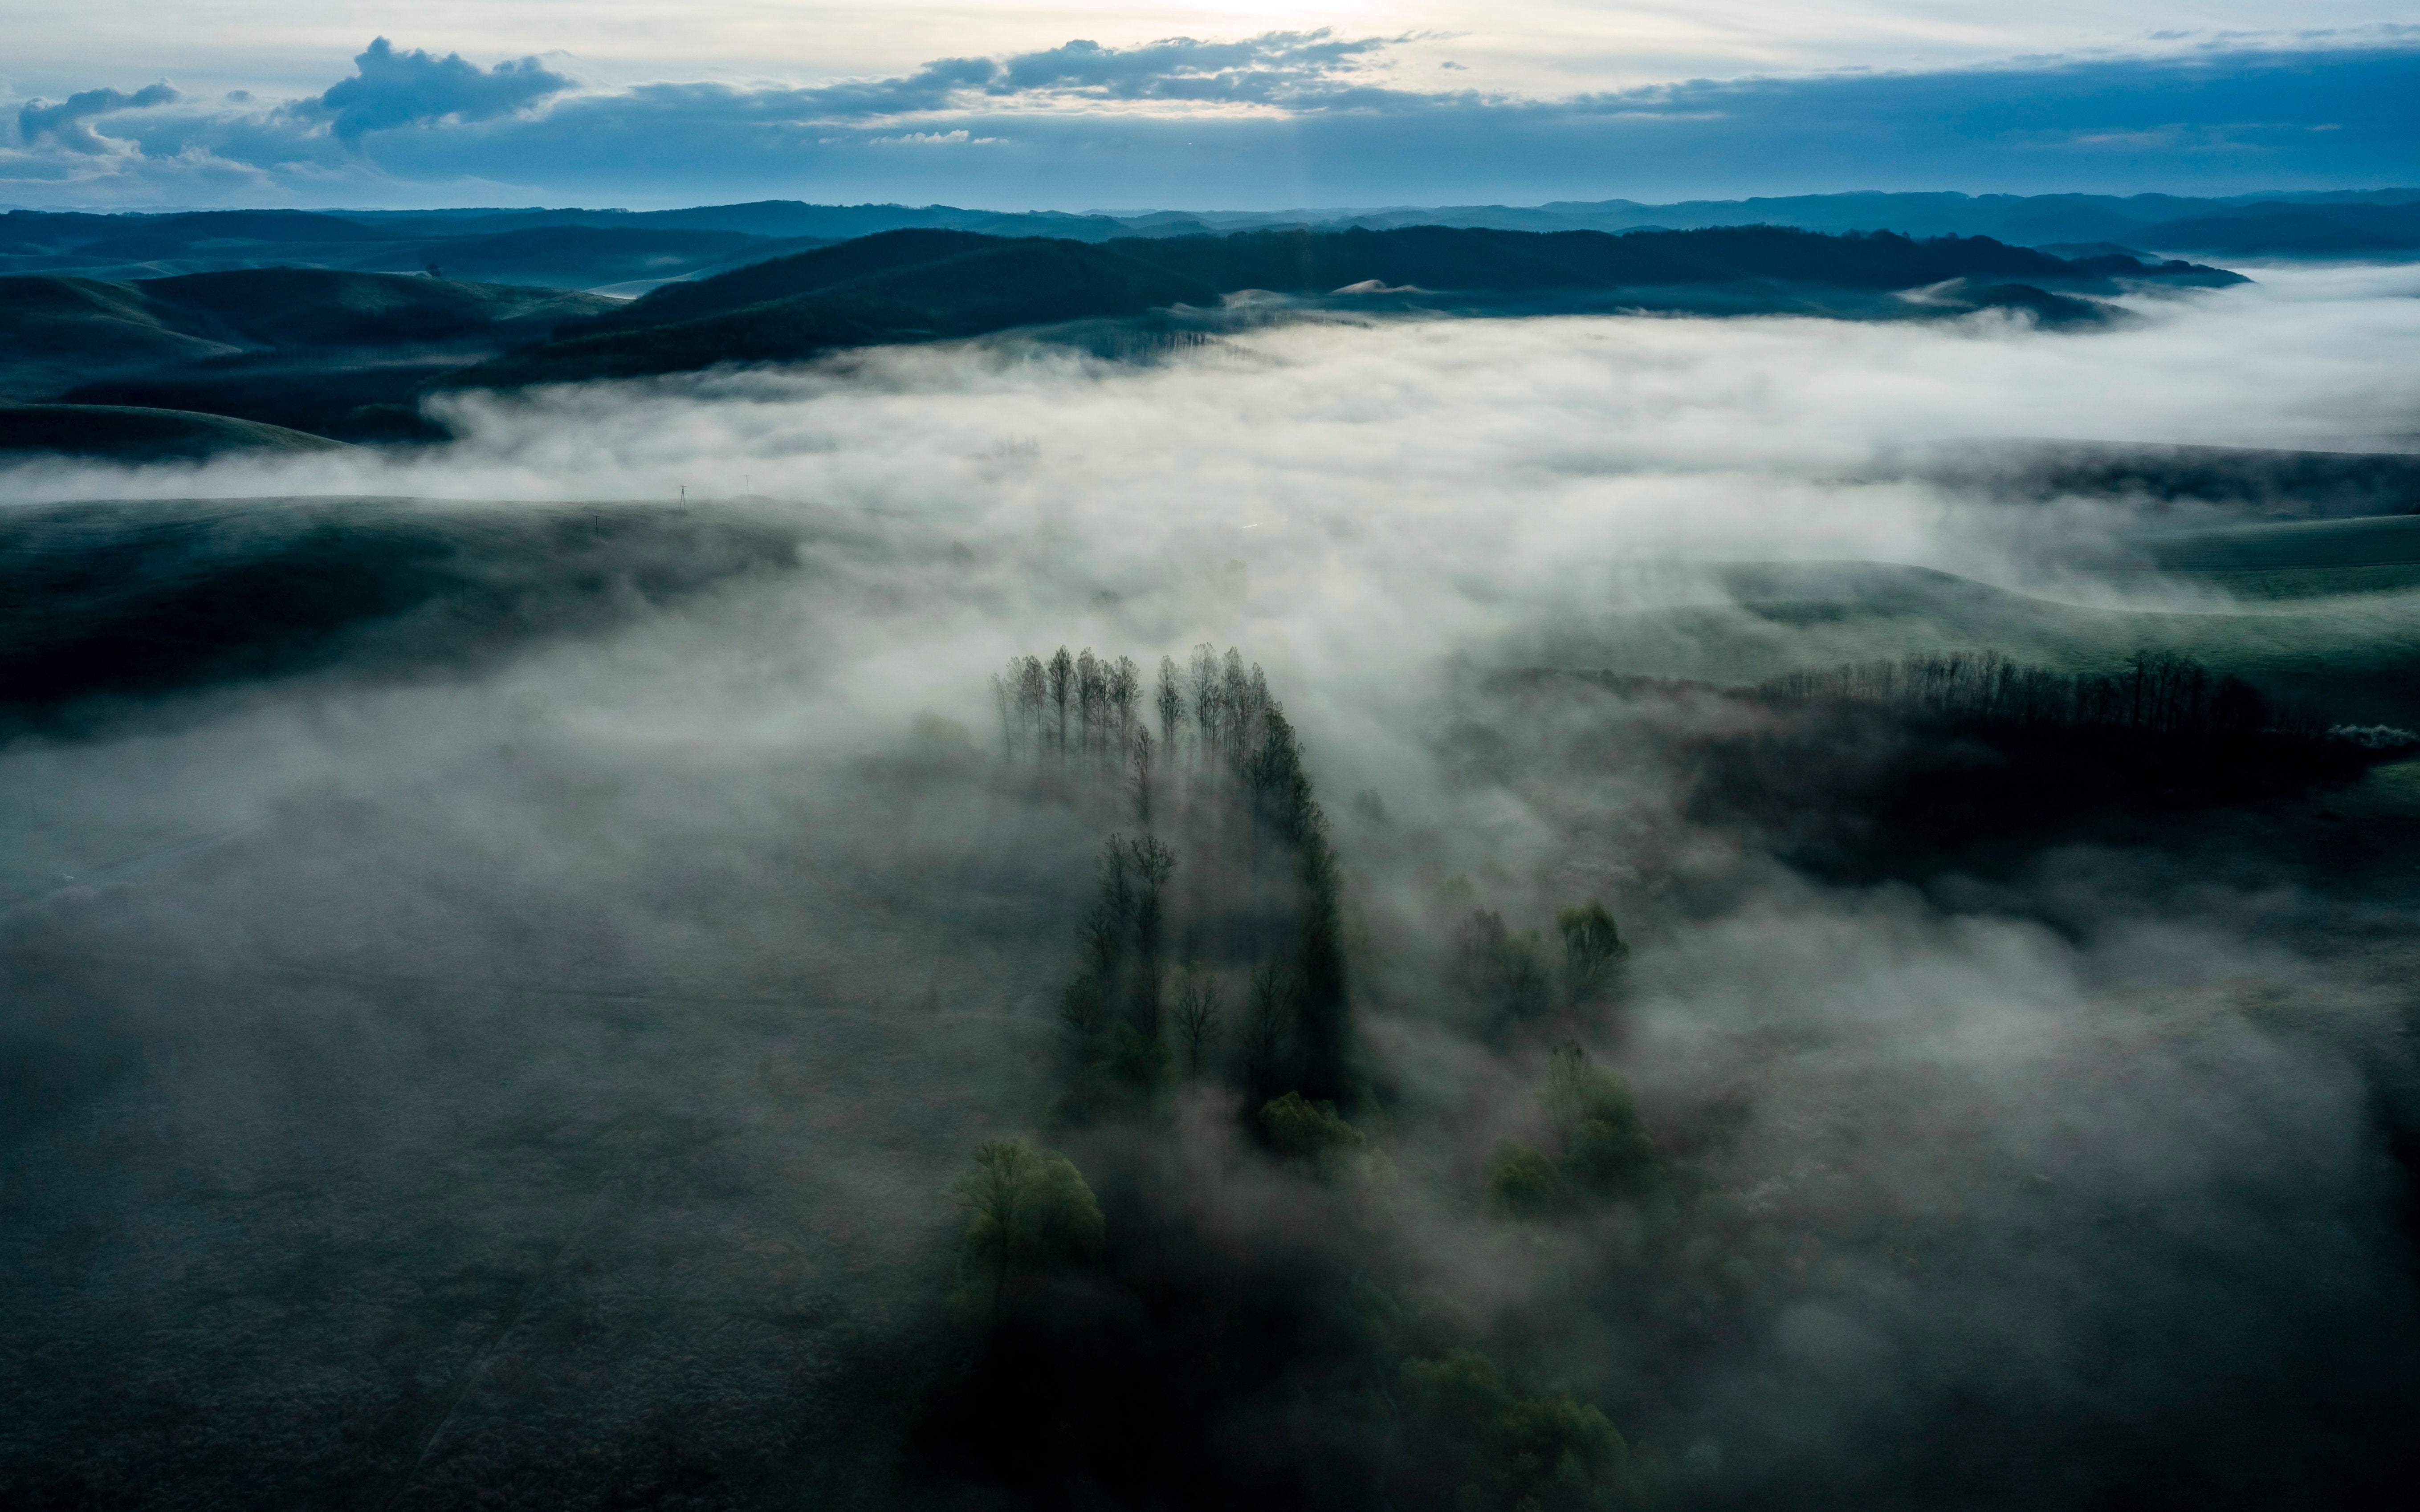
[449,234,1223,387]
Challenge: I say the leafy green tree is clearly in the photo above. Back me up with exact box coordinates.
[1401,1349,1627,1512]
[1556,900,1628,1006]
[1544,1042,1658,1201]
[953,1139,1104,1324]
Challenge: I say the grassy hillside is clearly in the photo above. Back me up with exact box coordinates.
[0,404,351,462]
[131,269,614,349]
[2,268,609,390]
[2130,514,2420,572]
[0,277,244,399]
[0,269,617,449]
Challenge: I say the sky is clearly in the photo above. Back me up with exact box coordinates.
[4,4,2420,209]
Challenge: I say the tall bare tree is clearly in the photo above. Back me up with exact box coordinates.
[1172,967,1223,1076]
[1129,725,1156,829]
[1076,648,1103,763]
[1047,647,1073,758]
[1156,655,1184,762]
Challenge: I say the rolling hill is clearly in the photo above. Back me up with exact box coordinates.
[0,268,617,447]
[1,268,611,398]
[450,225,2237,388]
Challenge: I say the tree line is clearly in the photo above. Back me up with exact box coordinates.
[1756,649,2311,741]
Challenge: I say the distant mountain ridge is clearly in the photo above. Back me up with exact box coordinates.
[4,187,2412,297]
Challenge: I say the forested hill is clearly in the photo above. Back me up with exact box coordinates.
[452,224,2240,388]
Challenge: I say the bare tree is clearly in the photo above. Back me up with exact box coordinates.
[1112,656,1140,760]
[1047,647,1073,758]
[1242,960,1291,1086]
[1076,649,1102,763]
[1156,655,1184,763]
[1129,833,1175,969]
[1189,643,1222,766]
[989,668,1015,759]
[1221,650,1251,764]
[1129,725,1156,829]
[1017,655,1047,758]
[1172,967,1223,1075]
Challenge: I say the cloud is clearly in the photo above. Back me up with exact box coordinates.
[864,130,1001,147]
[6,34,2420,208]
[309,36,574,141]
[986,30,1391,106]
[16,82,180,154]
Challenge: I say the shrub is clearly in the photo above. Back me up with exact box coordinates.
[1260,1091,1365,1161]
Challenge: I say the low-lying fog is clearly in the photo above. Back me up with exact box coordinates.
[4,262,2417,1509]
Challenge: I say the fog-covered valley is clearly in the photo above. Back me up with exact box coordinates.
[5,258,2420,1510]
